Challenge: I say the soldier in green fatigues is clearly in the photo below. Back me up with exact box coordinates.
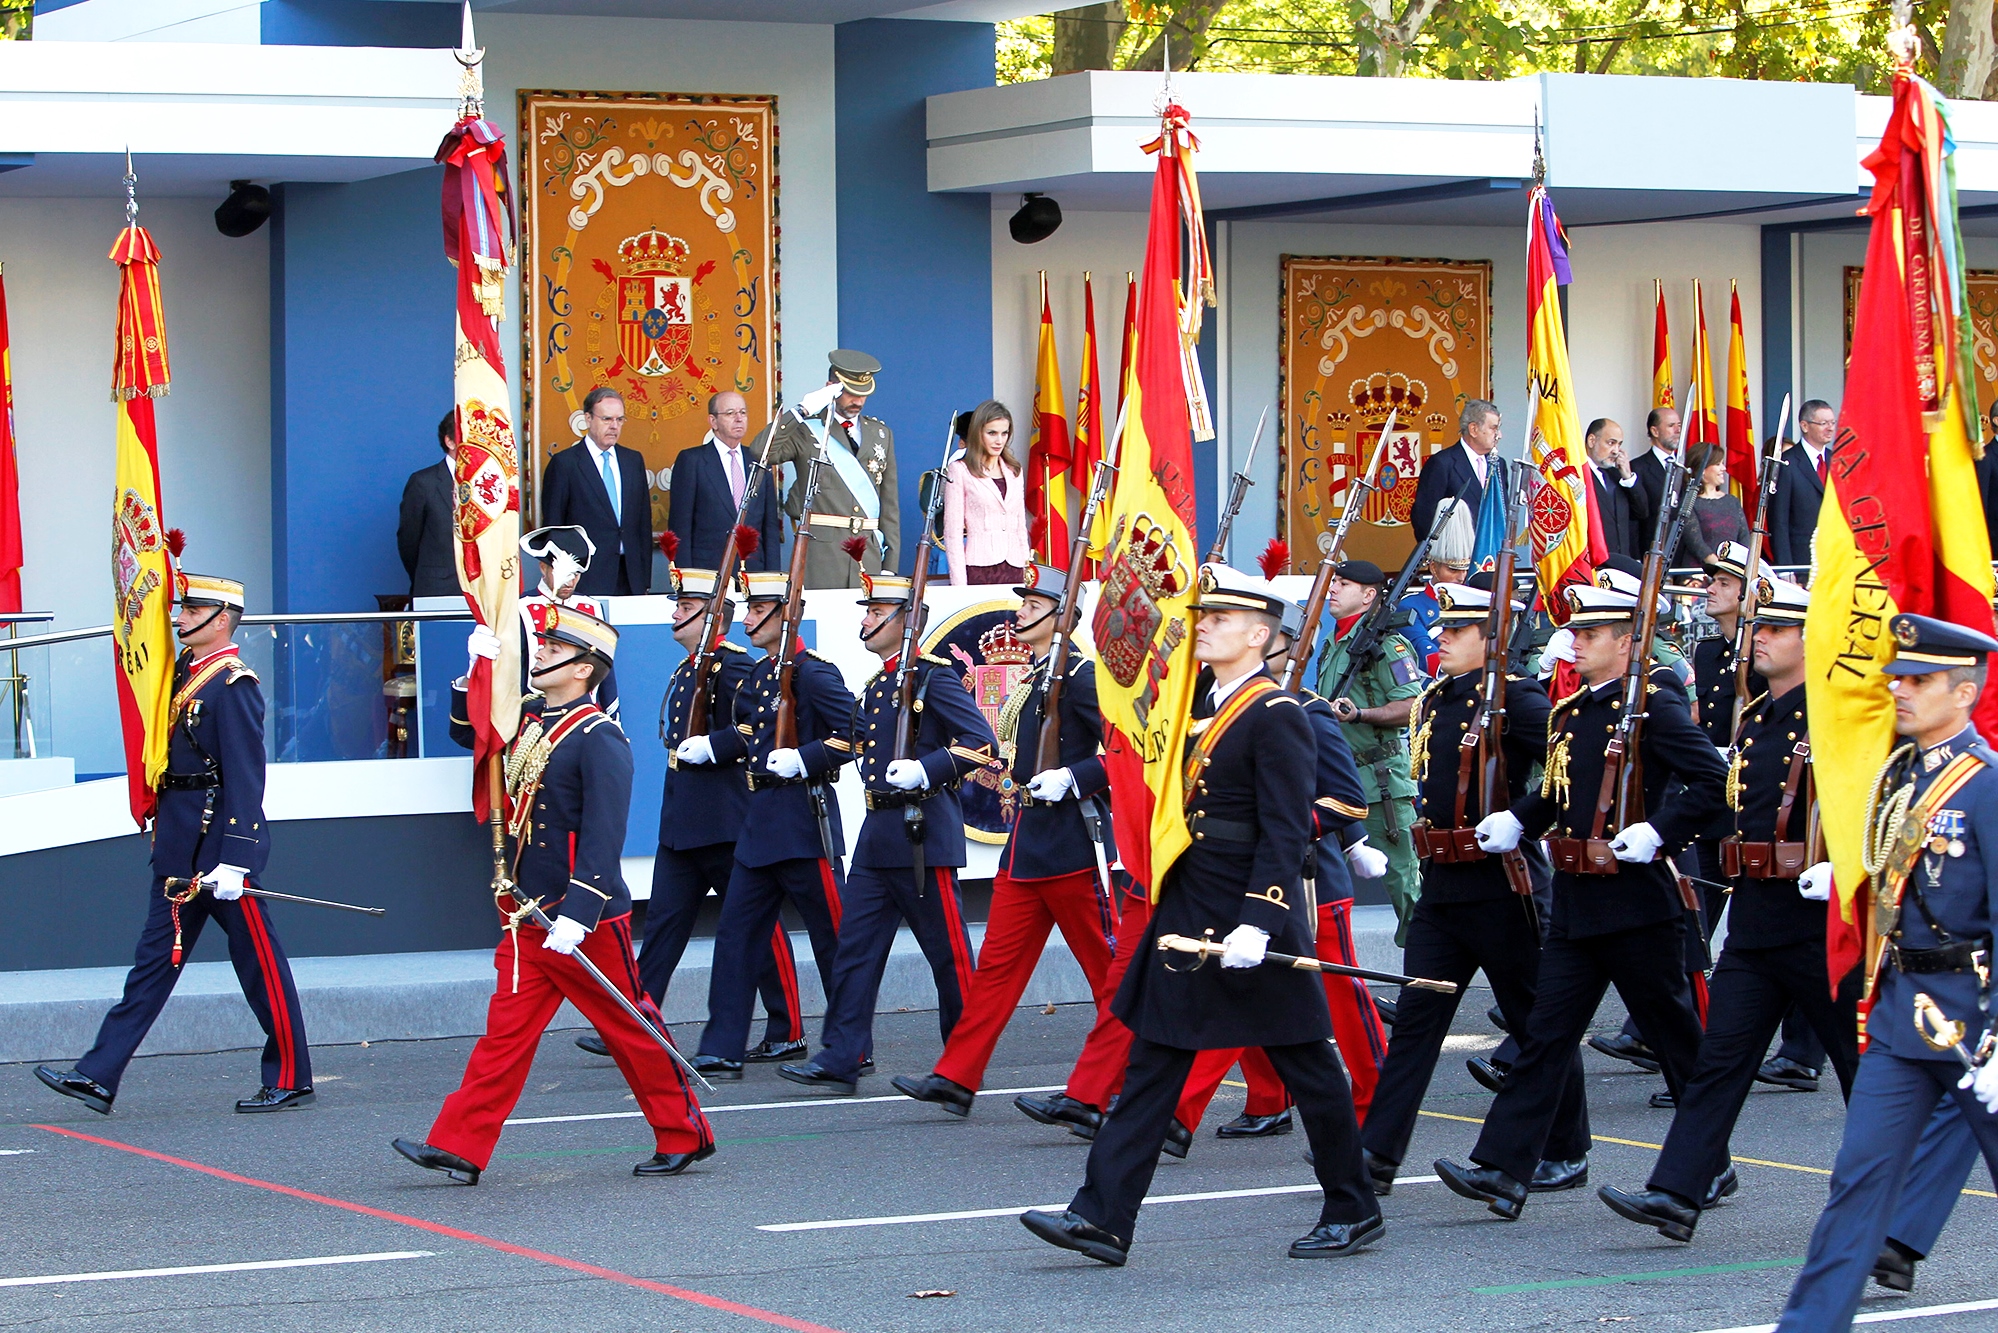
[1316,559,1426,945]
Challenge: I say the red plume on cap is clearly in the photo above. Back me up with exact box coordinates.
[657,531,680,560]
[165,528,187,559]
[1257,538,1289,581]
[733,523,760,559]
[841,535,868,562]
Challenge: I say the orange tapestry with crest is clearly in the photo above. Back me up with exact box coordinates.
[521,91,778,527]
[1278,255,1492,572]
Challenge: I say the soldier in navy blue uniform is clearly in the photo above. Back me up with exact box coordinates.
[1434,578,1727,1219]
[516,525,618,719]
[39,573,313,1116]
[575,566,801,1063]
[1774,614,1998,1329]
[1361,581,1591,1194]
[1599,578,1862,1241]
[394,606,712,1183]
[894,563,1119,1115]
[690,568,860,1075]
[1021,565,1384,1265]
[777,568,997,1094]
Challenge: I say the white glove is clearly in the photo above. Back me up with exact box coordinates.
[1027,768,1076,801]
[1961,1058,1998,1115]
[1219,924,1270,970]
[1345,839,1389,879]
[1798,861,1834,902]
[886,758,929,791]
[542,916,587,956]
[798,381,844,416]
[766,748,806,780]
[675,735,715,766]
[208,864,249,901]
[1610,821,1664,864]
[1540,627,1576,669]
[467,624,502,665]
[1475,810,1524,853]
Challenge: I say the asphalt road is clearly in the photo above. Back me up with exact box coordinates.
[4,991,1996,1333]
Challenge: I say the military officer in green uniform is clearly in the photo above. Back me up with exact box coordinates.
[755,349,900,590]
[1316,558,1426,943]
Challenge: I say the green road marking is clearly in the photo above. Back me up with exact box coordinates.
[1472,1258,1803,1294]
[497,1133,820,1160]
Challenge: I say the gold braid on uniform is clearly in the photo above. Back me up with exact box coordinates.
[1862,742,1919,879]
[993,660,1046,763]
[1408,678,1444,782]
[1540,684,1588,803]
[1725,747,1747,812]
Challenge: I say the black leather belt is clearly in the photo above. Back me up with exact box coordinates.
[1188,812,1256,844]
[746,771,806,793]
[864,789,924,812]
[159,771,220,791]
[1890,939,1991,974]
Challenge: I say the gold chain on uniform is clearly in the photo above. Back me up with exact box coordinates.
[1862,742,1919,879]
[1407,681,1441,783]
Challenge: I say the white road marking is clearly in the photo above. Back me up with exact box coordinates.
[758,1178,1442,1232]
[505,1084,1066,1126]
[0,1149,34,1156]
[1697,1295,1998,1331]
[0,1251,434,1289]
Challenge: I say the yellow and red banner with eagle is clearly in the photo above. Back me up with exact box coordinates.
[1523,184,1602,618]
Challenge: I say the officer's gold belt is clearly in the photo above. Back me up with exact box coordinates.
[808,514,879,532]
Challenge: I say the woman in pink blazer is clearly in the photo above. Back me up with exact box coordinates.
[943,400,1031,586]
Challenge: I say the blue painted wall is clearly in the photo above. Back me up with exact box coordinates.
[1759,225,1793,424]
[269,166,455,612]
[262,0,458,46]
[833,19,995,575]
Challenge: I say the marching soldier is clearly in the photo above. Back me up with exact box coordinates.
[757,350,900,589]
[518,525,617,718]
[1868,1098,1984,1292]
[1316,559,1425,943]
[893,563,1119,1115]
[1598,578,1861,1241]
[37,571,313,1115]
[1433,579,1726,1220]
[1360,581,1591,1195]
[393,606,713,1183]
[1774,615,1998,1329]
[576,566,802,1063]
[777,566,996,1094]
[688,569,859,1075]
[1020,565,1385,1265]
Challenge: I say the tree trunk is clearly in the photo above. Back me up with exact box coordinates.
[1355,0,1446,76]
[1053,3,1126,75]
[1124,0,1232,71]
[1943,0,1996,97]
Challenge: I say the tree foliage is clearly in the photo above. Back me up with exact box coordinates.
[1,0,31,41]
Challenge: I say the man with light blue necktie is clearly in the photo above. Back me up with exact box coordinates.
[541,386,654,597]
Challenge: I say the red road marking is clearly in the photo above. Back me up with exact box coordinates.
[34,1124,843,1333]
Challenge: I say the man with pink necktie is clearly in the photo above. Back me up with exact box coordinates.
[668,391,784,572]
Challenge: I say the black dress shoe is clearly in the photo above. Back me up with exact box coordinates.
[1373,994,1398,1027]
[35,1066,113,1116]
[745,1037,809,1063]
[891,1073,974,1117]
[1160,1117,1193,1159]
[575,1033,611,1057]
[1217,1109,1293,1138]
[1649,1090,1677,1110]
[858,1057,875,1076]
[1467,1057,1511,1094]
[1362,1148,1397,1196]
[1529,1157,1590,1193]
[391,1137,479,1185]
[1487,1004,1510,1033]
[1754,1056,1821,1092]
[1434,1159,1527,1220]
[777,1061,857,1094]
[1289,1211,1385,1259]
[1702,1165,1739,1208]
[1872,1240,1919,1292]
[1589,1032,1662,1073]
[691,1054,745,1080]
[1597,1184,1699,1241]
[634,1143,717,1176]
[1016,1091,1102,1136]
[1019,1209,1128,1266]
[236,1086,315,1113]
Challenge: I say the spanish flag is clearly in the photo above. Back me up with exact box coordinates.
[1027,271,1072,565]
[1071,273,1104,575]
[1091,103,1208,898]
[1805,66,1998,1013]
[1651,279,1673,411]
[1684,280,1720,471]
[1523,183,1602,618]
[1722,281,1757,498]
[0,265,20,614]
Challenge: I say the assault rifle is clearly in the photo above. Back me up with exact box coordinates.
[1205,405,1268,565]
[1278,411,1393,693]
[890,415,959,893]
[1324,471,1477,703]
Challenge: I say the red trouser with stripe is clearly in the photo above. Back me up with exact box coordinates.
[429,915,712,1170]
[935,868,1117,1092]
[1175,899,1389,1126]
[1063,886,1154,1110]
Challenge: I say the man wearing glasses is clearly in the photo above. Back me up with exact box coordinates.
[1768,400,1835,568]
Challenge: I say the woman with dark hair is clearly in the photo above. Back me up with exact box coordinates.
[943,400,1031,586]
[1678,447,1750,568]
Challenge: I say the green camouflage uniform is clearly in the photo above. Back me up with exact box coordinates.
[1317,625,1426,944]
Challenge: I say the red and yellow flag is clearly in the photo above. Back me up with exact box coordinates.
[1524,184,1603,622]
[1116,271,1137,417]
[1722,281,1756,498]
[0,265,20,613]
[1651,279,1673,411]
[1027,272,1072,565]
[437,85,523,820]
[1071,273,1105,575]
[1805,65,1998,1013]
[1684,280,1720,472]
[108,221,176,826]
[1092,103,1208,898]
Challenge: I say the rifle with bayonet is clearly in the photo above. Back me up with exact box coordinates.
[772,444,838,864]
[1278,410,1393,693]
[1729,394,1788,747]
[1609,456,1694,844]
[889,415,958,894]
[1325,471,1478,704]
[1205,405,1268,565]
[676,410,784,745]
[1467,464,1535,901]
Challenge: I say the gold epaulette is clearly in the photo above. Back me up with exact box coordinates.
[1741,689,1770,716]
[1263,693,1300,707]
[722,641,747,654]
[224,660,259,685]
[1550,685,1591,713]
[921,651,951,667]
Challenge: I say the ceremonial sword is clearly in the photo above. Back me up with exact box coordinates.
[1914,991,1996,1072]
[1155,931,1459,993]
[164,877,385,917]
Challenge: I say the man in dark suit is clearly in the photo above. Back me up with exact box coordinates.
[1768,399,1833,569]
[1633,406,1682,524]
[667,391,781,571]
[1585,417,1655,561]
[397,411,460,597]
[540,387,654,597]
[1411,399,1500,538]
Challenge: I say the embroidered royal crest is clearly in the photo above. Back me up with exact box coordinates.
[1092,513,1190,691]
[113,488,165,641]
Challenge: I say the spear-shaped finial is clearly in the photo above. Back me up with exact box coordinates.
[123,146,138,228]
[1532,110,1546,189]
[454,0,485,119]
[1887,0,1917,67]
